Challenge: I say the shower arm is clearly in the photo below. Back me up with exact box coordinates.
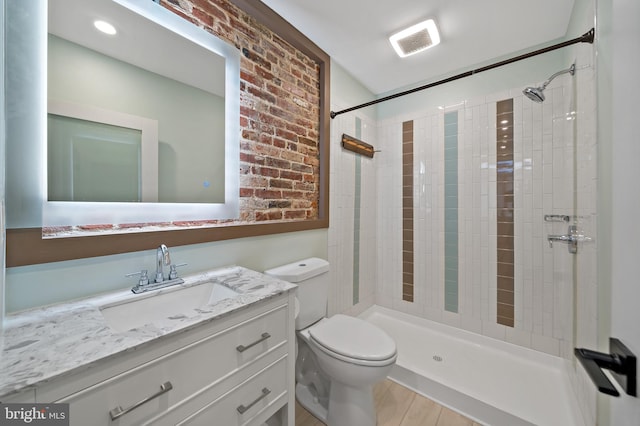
[540,64,576,90]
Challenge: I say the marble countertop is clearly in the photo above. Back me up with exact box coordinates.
[0,266,296,399]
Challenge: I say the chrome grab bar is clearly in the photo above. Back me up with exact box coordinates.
[237,387,271,414]
[109,381,173,421]
[236,332,271,353]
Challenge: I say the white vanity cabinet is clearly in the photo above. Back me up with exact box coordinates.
[33,293,295,426]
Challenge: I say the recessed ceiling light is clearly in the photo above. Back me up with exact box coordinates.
[94,20,117,35]
[389,19,440,58]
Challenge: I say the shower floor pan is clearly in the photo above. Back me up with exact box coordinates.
[359,305,585,426]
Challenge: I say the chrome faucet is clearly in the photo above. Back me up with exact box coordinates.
[126,244,187,294]
[155,244,171,283]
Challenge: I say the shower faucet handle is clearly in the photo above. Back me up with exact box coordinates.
[547,234,575,247]
[547,225,593,253]
[547,225,579,253]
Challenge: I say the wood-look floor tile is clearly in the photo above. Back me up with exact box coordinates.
[294,379,478,426]
[295,400,322,426]
[399,393,442,426]
[374,378,392,405]
[377,380,417,426]
[436,406,474,426]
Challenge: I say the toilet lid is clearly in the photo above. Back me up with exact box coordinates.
[309,314,396,361]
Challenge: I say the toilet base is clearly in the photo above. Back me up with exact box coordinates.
[296,382,328,423]
[326,382,376,426]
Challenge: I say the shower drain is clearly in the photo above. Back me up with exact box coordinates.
[432,355,443,362]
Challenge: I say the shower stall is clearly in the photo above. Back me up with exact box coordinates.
[328,22,598,426]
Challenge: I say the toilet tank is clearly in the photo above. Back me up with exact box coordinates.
[265,258,329,330]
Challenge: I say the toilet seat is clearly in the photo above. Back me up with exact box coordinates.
[308,314,397,367]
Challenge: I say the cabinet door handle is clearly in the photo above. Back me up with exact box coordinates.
[109,381,173,421]
[236,387,271,414]
[236,332,271,353]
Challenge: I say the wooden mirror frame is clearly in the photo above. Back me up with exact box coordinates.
[6,0,330,267]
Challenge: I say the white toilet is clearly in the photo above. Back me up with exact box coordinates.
[265,258,397,426]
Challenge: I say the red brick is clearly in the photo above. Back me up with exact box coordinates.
[78,224,114,231]
[239,152,265,165]
[280,170,302,181]
[255,189,282,199]
[241,70,263,88]
[270,179,293,189]
[292,162,313,174]
[273,138,287,149]
[302,172,316,182]
[209,0,240,18]
[294,182,316,192]
[239,188,254,197]
[281,150,305,164]
[256,211,283,221]
[253,166,280,178]
[246,85,276,104]
[284,210,306,219]
[275,128,297,142]
[297,136,317,147]
[192,7,214,26]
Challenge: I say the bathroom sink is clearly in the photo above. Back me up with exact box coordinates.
[100,281,240,332]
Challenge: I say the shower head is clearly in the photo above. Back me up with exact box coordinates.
[523,64,576,103]
[523,86,546,103]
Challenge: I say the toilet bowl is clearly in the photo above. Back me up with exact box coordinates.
[299,315,397,426]
[265,258,397,426]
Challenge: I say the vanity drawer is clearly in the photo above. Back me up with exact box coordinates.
[58,304,288,426]
[176,355,288,426]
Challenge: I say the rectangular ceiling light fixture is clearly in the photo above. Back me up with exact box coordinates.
[389,19,440,58]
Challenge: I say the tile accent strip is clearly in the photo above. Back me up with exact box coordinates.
[496,99,515,327]
[444,111,459,313]
[353,117,362,305]
[402,120,414,302]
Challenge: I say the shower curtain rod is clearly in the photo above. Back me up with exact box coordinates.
[330,28,595,119]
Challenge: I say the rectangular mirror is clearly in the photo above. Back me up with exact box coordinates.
[41,0,240,228]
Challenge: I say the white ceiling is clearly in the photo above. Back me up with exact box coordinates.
[261,0,576,95]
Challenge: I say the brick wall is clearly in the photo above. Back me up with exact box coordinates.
[166,0,321,223]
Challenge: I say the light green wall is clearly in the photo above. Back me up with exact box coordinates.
[6,229,327,313]
[330,60,377,120]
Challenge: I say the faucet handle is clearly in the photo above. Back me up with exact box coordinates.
[169,263,187,280]
[126,269,149,286]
